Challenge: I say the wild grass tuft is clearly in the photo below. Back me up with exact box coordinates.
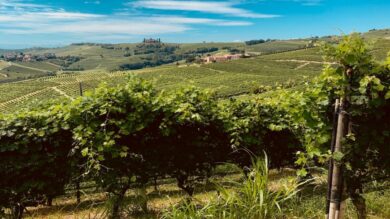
[162,156,304,219]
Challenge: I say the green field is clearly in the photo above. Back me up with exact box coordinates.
[245,40,309,54]
[260,47,323,61]
[15,61,60,72]
[0,64,50,81]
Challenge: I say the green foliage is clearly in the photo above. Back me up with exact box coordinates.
[156,87,231,195]
[262,34,390,215]
[327,35,390,194]
[219,98,302,170]
[319,34,390,186]
[0,104,74,217]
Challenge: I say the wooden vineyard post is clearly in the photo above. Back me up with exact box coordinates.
[328,98,348,219]
[75,81,83,204]
[327,67,353,219]
[326,99,340,219]
[79,82,83,97]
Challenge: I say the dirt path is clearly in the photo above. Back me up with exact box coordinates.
[274,59,337,65]
[0,73,8,78]
[11,62,48,72]
[51,87,74,100]
[294,62,311,70]
[45,61,62,68]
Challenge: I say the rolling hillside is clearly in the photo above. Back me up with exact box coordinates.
[0,39,312,82]
[0,53,325,113]
[0,29,389,113]
[1,29,389,83]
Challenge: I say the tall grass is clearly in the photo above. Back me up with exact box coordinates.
[162,156,303,219]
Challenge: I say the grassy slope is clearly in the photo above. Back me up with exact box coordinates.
[15,61,60,72]
[245,40,309,53]
[0,65,50,81]
[362,28,390,39]
[260,47,323,61]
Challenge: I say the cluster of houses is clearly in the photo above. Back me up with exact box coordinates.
[1,53,56,62]
[202,54,243,64]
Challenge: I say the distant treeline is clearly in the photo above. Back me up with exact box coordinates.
[222,47,244,54]
[184,47,218,54]
[119,56,182,70]
[245,39,276,45]
[119,46,220,70]
[71,43,107,46]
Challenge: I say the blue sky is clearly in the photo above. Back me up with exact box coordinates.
[0,0,389,48]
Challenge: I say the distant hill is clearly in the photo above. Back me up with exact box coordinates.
[363,28,390,39]
[0,38,313,82]
[0,28,388,84]
[1,29,389,114]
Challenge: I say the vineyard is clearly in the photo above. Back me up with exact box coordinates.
[0,37,324,83]
[0,35,389,219]
[0,71,131,113]
[0,55,325,114]
[1,37,388,113]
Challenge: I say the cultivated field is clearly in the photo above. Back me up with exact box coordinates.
[3,33,390,113]
[0,54,325,114]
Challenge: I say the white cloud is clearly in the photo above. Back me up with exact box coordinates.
[149,16,252,26]
[131,1,279,18]
[84,1,101,5]
[290,0,323,6]
[0,1,49,9]
[0,0,256,43]
[0,0,103,21]
[0,16,251,35]
[0,12,104,22]
[7,20,189,35]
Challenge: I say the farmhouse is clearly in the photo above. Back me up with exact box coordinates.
[22,54,32,62]
[203,54,242,63]
[4,53,16,61]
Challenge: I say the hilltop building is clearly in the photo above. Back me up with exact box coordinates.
[143,38,161,44]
